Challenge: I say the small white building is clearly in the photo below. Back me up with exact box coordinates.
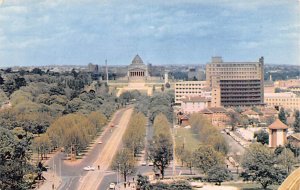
[181,96,211,114]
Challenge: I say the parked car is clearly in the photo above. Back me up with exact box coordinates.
[148,162,154,166]
[83,166,95,171]
[98,141,103,144]
[141,161,147,166]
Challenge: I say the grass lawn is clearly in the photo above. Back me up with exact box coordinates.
[223,182,279,190]
[175,128,200,151]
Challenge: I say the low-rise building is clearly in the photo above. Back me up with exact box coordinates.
[199,107,229,127]
[181,96,211,114]
[274,79,300,89]
[287,133,300,148]
[265,92,300,110]
[241,110,260,120]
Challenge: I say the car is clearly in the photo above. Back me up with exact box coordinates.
[83,166,95,171]
[148,162,154,166]
[109,183,116,189]
[141,161,147,166]
[98,141,103,144]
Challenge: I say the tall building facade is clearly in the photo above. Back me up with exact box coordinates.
[206,56,264,107]
[174,81,209,104]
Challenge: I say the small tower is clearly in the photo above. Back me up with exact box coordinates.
[268,119,288,148]
[164,70,169,84]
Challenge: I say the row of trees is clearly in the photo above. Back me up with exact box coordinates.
[111,112,147,182]
[189,114,229,154]
[149,114,173,179]
[33,111,107,159]
[176,114,232,185]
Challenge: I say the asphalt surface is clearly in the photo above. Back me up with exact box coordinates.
[47,108,127,190]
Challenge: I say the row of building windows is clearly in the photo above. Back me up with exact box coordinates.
[175,91,202,94]
[208,67,257,71]
[175,83,206,86]
[175,88,204,90]
[265,98,300,102]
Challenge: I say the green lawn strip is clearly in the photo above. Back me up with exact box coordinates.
[223,182,279,190]
[175,128,200,152]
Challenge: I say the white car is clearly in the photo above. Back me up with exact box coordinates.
[98,141,103,144]
[148,162,154,166]
[109,183,116,189]
[141,161,147,166]
[83,166,95,171]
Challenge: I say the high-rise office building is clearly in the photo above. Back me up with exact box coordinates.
[206,56,264,107]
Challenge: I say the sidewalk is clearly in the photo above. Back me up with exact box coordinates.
[36,171,61,190]
[35,151,62,190]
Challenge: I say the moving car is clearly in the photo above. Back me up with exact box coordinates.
[109,183,116,189]
[83,166,95,171]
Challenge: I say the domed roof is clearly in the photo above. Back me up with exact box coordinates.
[131,54,144,65]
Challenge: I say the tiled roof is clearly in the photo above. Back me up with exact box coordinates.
[288,133,300,141]
[241,110,259,116]
[268,119,288,130]
[199,107,227,114]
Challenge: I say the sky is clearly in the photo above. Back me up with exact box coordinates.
[0,0,299,67]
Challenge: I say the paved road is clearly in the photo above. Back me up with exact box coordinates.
[44,107,132,190]
[221,133,245,156]
[77,108,134,190]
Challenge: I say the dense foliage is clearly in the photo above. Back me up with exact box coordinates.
[149,114,173,179]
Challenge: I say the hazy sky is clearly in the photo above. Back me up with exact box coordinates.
[0,0,299,67]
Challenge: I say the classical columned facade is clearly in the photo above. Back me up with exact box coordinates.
[127,54,149,82]
[129,71,145,77]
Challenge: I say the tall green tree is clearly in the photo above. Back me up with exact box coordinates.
[278,107,287,125]
[276,148,297,173]
[207,165,232,186]
[193,145,224,174]
[149,134,173,179]
[293,110,300,133]
[111,148,136,182]
[242,143,287,189]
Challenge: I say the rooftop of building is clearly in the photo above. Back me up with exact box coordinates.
[288,133,300,141]
[241,110,259,116]
[200,107,227,114]
[265,92,297,98]
[268,119,288,130]
[131,54,144,65]
[181,96,211,102]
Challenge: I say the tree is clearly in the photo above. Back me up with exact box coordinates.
[193,145,224,174]
[276,148,297,173]
[228,111,241,130]
[293,110,300,133]
[278,107,287,125]
[0,127,34,190]
[207,165,232,186]
[254,130,269,145]
[242,143,287,189]
[149,134,173,179]
[111,148,136,182]
[136,174,151,190]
